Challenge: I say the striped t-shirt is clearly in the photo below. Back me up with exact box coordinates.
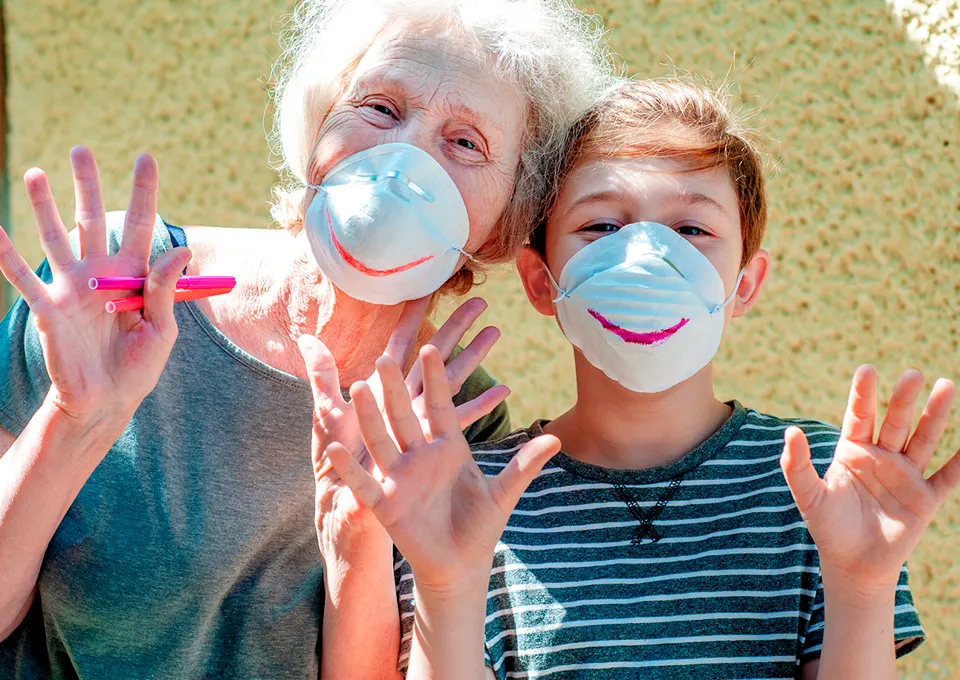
[396,402,923,679]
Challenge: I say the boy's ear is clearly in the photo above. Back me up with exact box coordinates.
[733,247,771,317]
[517,246,557,318]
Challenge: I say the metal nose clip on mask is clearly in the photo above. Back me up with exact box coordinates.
[304,143,473,305]
[545,221,745,393]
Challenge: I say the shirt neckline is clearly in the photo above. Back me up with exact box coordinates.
[530,401,748,485]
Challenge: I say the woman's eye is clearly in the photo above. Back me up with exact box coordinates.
[582,222,621,234]
[371,103,396,118]
[456,138,477,151]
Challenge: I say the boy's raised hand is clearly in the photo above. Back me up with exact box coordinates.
[324,344,561,590]
[781,365,960,590]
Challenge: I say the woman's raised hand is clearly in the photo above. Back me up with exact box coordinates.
[781,365,960,592]
[299,297,513,552]
[324,345,560,590]
[0,147,189,426]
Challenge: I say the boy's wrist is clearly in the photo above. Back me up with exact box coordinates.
[819,564,899,608]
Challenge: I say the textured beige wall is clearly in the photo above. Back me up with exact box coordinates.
[4,1,959,676]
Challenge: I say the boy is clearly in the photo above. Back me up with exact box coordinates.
[319,79,960,679]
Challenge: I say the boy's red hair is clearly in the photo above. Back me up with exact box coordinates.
[537,78,767,267]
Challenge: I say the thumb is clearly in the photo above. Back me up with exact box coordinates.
[142,247,191,331]
[780,426,825,515]
[297,334,344,413]
[492,434,561,514]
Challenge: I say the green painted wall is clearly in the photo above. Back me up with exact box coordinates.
[3,1,959,675]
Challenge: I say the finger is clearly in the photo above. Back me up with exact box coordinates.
[141,247,192,334]
[119,154,160,265]
[70,146,107,258]
[0,226,49,308]
[298,334,346,415]
[876,369,925,454]
[456,385,510,431]
[929,449,960,507]
[445,326,501,396]
[376,355,426,451]
[904,378,956,471]
[420,345,460,439]
[23,168,74,270]
[779,426,827,515]
[383,295,431,372]
[351,381,402,471]
[406,297,487,395]
[840,365,878,444]
[325,442,385,510]
[491,434,560,512]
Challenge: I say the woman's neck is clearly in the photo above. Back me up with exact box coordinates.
[544,350,732,471]
[186,227,420,386]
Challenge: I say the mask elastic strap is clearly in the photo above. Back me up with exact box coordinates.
[447,246,474,262]
[306,183,327,195]
[543,265,570,303]
[710,269,746,315]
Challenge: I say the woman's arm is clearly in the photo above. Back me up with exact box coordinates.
[301,298,510,680]
[0,401,134,638]
[0,147,188,640]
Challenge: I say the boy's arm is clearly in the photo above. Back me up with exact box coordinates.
[407,573,491,680]
[323,346,559,680]
[799,572,897,680]
[781,365,959,680]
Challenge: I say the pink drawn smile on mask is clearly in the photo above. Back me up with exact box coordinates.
[587,309,690,346]
[327,207,433,277]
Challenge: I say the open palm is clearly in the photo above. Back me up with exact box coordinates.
[781,365,960,588]
[324,345,560,589]
[299,297,511,554]
[0,147,190,425]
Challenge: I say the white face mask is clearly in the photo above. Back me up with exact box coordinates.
[304,143,472,305]
[546,221,744,393]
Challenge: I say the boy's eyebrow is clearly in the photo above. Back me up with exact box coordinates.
[564,189,629,212]
[668,191,728,214]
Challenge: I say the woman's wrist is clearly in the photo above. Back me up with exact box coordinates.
[38,392,132,464]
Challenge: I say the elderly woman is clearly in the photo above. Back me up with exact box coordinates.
[0,0,612,677]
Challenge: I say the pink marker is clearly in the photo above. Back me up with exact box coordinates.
[105,286,235,314]
[90,276,236,291]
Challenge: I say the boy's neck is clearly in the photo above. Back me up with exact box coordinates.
[544,351,733,471]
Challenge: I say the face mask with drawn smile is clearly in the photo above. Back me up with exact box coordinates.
[303,143,472,305]
[546,221,743,393]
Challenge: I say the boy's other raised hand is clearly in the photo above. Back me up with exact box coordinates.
[324,344,561,591]
[780,364,960,591]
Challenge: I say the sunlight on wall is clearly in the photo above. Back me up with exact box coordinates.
[888,0,960,100]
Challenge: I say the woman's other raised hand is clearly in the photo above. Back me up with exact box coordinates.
[0,147,189,428]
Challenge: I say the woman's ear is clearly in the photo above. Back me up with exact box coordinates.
[732,248,771,317]
[517,246,558,317]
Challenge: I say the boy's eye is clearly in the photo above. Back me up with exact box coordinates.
[581,221,622,234]
[676,224,708,237]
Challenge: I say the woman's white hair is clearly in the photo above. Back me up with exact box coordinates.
[268,0,615,290]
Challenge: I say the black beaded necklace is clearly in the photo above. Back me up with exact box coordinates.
[611,476,684,546]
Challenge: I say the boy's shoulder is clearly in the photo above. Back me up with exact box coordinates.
[730,406,841,471]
